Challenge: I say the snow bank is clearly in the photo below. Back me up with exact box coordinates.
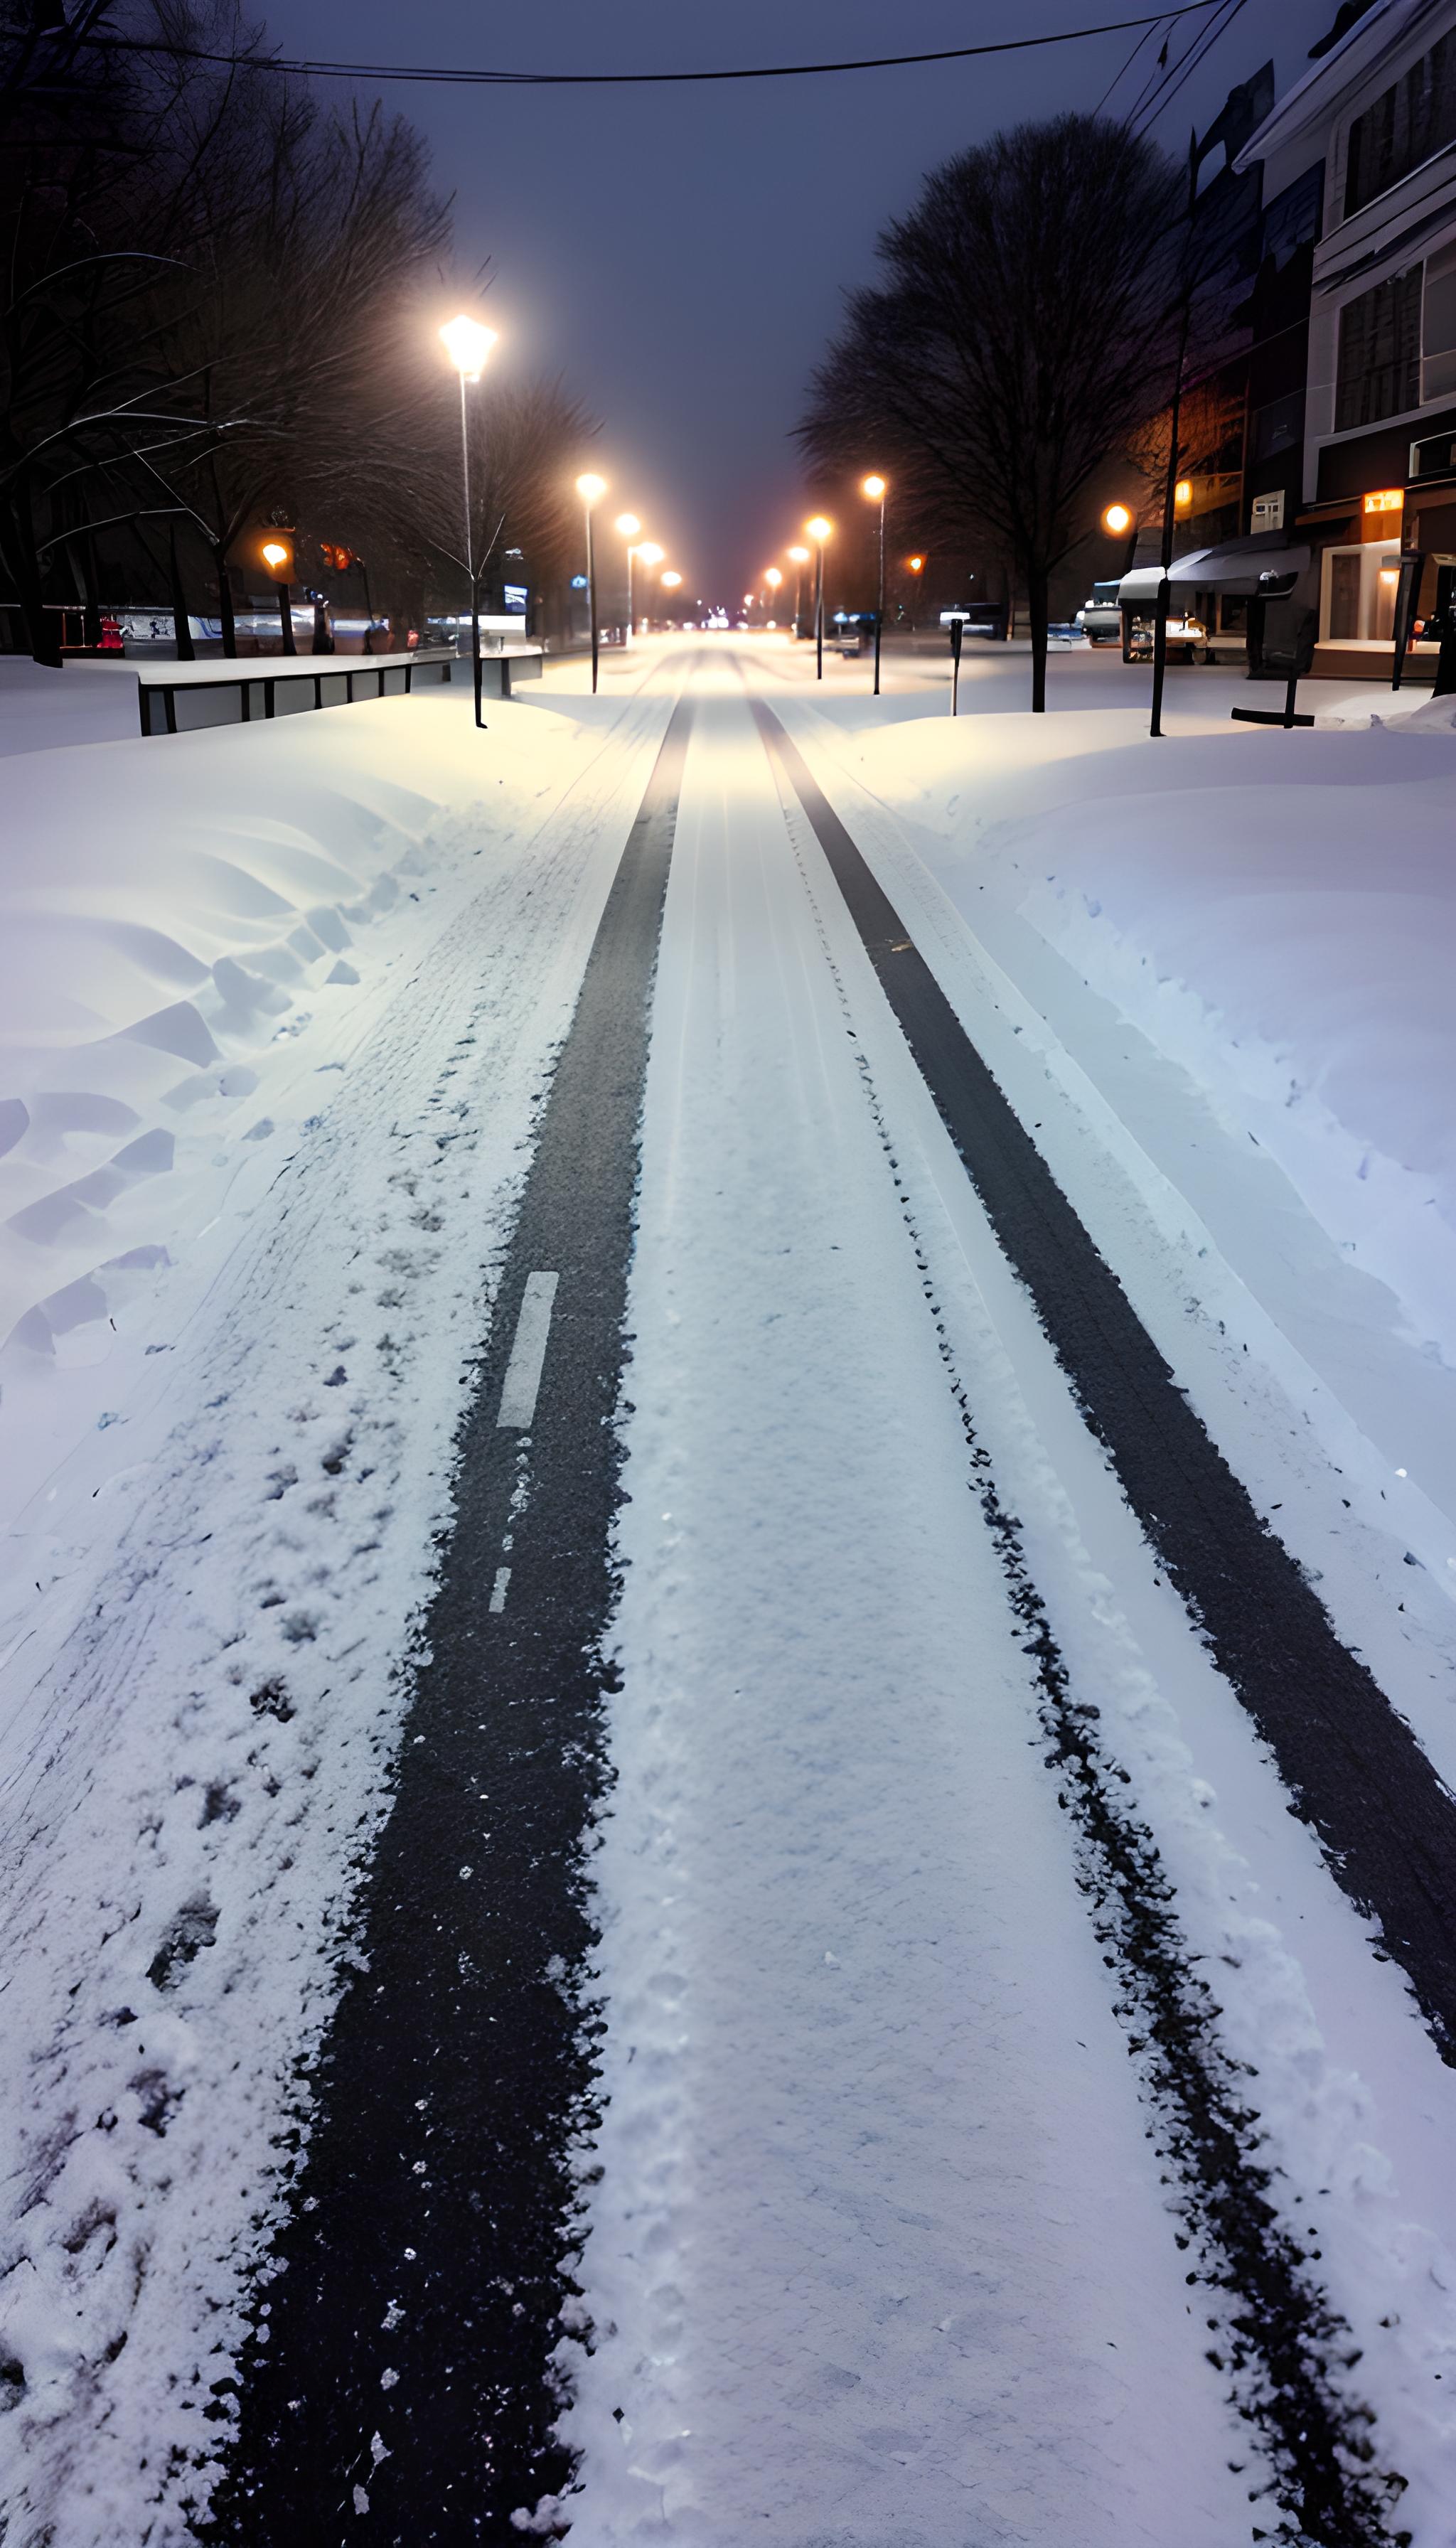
[788,705,1456,1369]
[0,678,671,2541]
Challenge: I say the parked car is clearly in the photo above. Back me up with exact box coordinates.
[1124,609,1209,665]
[1076,581,1124,643]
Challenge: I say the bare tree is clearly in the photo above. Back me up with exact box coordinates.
[798,114,1188,712]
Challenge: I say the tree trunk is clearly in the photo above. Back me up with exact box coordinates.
[5,491,61,665]
[213,542,238,658]
[168,523,196,661]
[1028,562,1049,713]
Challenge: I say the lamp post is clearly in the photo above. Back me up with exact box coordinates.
[765,564,782,626]
[636,541,663,634]
[906,552,924,633]
[260,537,295,655]
[862,473,887,695]
[615,513,641,642]
[577,473,607,691]
[439,313,498,729]
[787,543,810,638]
[805,518,832,680]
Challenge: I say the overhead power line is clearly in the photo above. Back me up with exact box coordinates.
[82,5,1226,91]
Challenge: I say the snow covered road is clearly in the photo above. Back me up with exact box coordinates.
[4,640,1456,2544]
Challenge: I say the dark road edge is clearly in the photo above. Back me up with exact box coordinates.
[753,697,1456,2066]
[209,692,695,2543]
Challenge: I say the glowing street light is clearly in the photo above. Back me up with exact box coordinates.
[862,473,888,696]
[259,534,296,658]
[1103,500,1134,537]
[787,542,810,637]
[577,472,608,692]
[805,515,833,682]
[616,512,642,641]
[1174,478,1193,509]
[661,569,682,588]
[905,551,924,633]
[440,313,499,727]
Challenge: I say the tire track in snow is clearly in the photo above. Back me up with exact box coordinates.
[751,701,1456,2069]
[759,706,1409,2547]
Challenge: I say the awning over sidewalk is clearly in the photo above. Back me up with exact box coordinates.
[1118,533,1311,603]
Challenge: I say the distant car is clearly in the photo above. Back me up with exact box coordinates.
[1124,609,1208,665]
[1076,581,1124,643]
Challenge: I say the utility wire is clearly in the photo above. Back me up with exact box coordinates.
[1129,0,1249,136]
[1092,14,1166,118]
[79,5,1226,90]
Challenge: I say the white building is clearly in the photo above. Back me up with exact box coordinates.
[1238,0,1456,672]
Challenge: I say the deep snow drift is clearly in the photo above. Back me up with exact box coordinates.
[0,665,673,2540]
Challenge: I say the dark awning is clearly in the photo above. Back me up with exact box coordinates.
[1119,533,1311,602]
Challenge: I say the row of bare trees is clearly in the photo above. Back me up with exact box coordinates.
[798,114,1235,712]
[0,0,594,661]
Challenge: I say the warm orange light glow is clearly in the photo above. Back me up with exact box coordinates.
[765,566,783,588]
[1174,478,1193,508]
[616,512,642,538]
[439,314,497,380]
[906,555,925,574]
[261,540,291,572]
[637,541,664,567]
[661,569,682,589]
[1102,502,1134,537]
[1364,488,1403,514]
[806,515,833,543]
[577,473,607,504]
[862,473,887,501]
[787,544,810,564]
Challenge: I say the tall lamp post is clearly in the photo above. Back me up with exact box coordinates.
[260,537,295,656]
[636,541,663,634]
[615,512,641,642]
[906,552,924,633]
[439,314,498,729]
[862,473,887,695]
[577,473,607,690]
[805,516,832,680]
[787,543,810,638]
[765,564,783,623]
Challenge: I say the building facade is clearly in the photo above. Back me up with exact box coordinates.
[1238,0,1456,674]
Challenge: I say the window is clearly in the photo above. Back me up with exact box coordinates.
[1260,165,1322,269]
[1251,390,1304,459]
[1345,34,1456,218]
[1423,240,1456,402]
[1335,267,1422,429]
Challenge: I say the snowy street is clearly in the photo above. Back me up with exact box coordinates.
[4,638,1456,2543]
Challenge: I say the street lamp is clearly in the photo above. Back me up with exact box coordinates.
[787,543,810,638]
[906,552,924,633]
[805,516,832,681]
[1102,501,1134,537]
[661,568,682,623]
[439,313,498,728]
[633,540,663,631]
[577,472,607,691]
[615,513,641,641]
[259,536,296,657]
[765,565,783,627]
[862,473,887,695]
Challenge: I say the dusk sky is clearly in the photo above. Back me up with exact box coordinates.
[269,1,1344,598]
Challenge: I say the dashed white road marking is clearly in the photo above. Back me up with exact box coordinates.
[489,1567,511,1615]
[496,1272,559,1428]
